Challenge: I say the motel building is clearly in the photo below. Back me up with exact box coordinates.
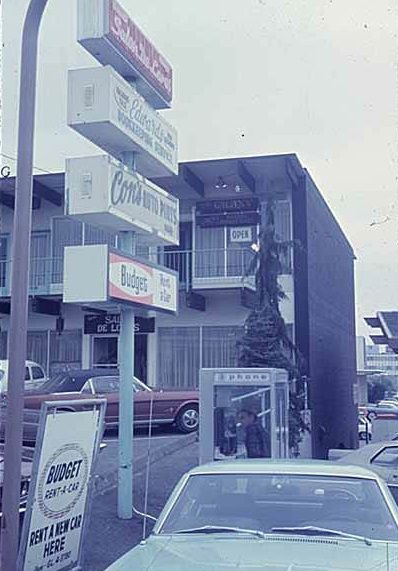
[0,152,357,457]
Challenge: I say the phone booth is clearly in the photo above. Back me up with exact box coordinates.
[199,368,290,464]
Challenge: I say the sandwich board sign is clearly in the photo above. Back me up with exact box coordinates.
[17,400,106,571]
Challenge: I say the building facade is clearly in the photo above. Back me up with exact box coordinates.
[0,153,357,457]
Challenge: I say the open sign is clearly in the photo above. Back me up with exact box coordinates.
[229,227,252,243]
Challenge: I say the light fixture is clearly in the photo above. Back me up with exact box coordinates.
[215,176,228,189]
[251,242,260,252]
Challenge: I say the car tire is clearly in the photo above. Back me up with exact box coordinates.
[359,432,366,441]
[176,405,199,434]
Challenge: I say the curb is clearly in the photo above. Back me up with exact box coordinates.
[92,432,197,497]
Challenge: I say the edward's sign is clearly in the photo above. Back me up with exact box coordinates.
[66,155,179,245]
[67,65,178,177]
[77,0,173,109]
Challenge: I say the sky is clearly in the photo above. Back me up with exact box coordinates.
[1,0,397,337]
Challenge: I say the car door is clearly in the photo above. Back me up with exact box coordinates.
[370,446,398,493]
[91,376,120,426]
[30,365,46,390]
[24,366,33,391]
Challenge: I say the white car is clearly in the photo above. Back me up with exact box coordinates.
[358,415,372,441]
[105,461,398,570]
[0,360,47,393]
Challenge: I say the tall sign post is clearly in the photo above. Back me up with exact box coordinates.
[1,2,49,569]
[65,0,179,520]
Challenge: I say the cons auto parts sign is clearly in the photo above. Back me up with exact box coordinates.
[18,405,105,571]
[66,155,179,245]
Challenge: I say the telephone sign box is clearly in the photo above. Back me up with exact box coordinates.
[199,368,289,464]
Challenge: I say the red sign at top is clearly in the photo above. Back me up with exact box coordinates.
[107,0,173,104]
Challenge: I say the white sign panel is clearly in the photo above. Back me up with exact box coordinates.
[229,226,252,243]
[67,65,178,177]
[66,155,179,245]
[109,251,177,313]
[63,245,178,315]
[77,0,173,109]
[18,410,100,571]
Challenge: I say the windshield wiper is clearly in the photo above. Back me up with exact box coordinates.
[174,525,266,538]
[271,526,372,546]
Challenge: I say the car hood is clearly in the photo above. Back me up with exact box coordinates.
[105,535,398,570]
[153,389,198,400]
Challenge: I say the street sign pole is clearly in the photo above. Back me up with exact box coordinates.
[1,1,48,569]
[118,151,136,519]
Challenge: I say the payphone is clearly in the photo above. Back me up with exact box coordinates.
[199,368,289,464]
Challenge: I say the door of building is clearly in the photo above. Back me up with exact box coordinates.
[91,334,148,383]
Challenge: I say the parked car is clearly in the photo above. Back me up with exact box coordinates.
[330,441,398,505]
[22,369,199,434]
[0,360,47,393]
[358,415,372,441]
[362,402,398,421]
[105,460,398,570]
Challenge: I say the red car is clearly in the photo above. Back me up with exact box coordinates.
[23,369,199,434]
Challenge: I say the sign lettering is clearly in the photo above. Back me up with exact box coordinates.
[84,314,155,335]
[18,410,102,571]
[66,155,179,245]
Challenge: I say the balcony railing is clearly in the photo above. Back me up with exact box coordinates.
[0,248,263,298]
[158,248,256,290]
[0,257,64,297]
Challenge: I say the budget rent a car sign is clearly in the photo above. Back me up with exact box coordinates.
[18,409,101,571]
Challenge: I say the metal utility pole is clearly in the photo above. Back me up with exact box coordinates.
[1,1,48,568]
[118,152,136,519]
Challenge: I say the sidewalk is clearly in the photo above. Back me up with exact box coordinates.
[84,437,198,570]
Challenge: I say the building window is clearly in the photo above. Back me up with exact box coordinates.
[0,332,7,359]
[27,330,48,371]
[195,226,224,278]
[49,329,82,375]
[202,326,242,368]
[30,232,51,290]
[0,236,9,290]
[157,327,200,388]
[157,326,243,389]
[84,224,117,247]
[52,217,83,284]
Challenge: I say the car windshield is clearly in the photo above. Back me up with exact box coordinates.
[34,373,86,394]
[158,473,398,542]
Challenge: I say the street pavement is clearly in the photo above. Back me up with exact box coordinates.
[84,440,198,570]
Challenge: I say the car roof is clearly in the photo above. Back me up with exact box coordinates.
[58,368,114,378]
[0,360,41,366]
[187,459,383,480]
[338,441,398,461]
